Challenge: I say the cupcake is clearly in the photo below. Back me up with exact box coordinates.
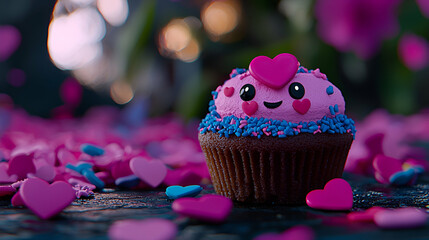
[198,53,356,204]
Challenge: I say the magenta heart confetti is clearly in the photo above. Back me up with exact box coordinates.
[130,157,167,188]
[347,207,385,222]
[306,178,353,211]
[172,194,233,223]
[108,218,177,240]
[20,178,76,219]
[253,225,315,240]
[374,207,427,229]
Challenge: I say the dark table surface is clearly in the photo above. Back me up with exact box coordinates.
[1,173,429,240]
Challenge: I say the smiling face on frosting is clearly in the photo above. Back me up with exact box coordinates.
[214,53,346,123]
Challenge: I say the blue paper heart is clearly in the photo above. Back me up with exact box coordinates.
[115,175,140,188]
[80,144,105,156]
[166,185,202,199]
[389,168,417,186]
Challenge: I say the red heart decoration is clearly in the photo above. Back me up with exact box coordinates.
[172,194,233,223]
[306,178,353,211]
[292,99,311,115]
[242,101,258,116]
[249,53,299,89]
[223,87,234,97]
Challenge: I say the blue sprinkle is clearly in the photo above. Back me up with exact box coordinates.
[211,91,219,99]
[83,170,105,189]
[329,106,335,115]
[326,86,334,95]
[81,144,105,156]
[334,104,339,113]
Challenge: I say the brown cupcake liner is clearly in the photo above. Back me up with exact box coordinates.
[199,132,353,205]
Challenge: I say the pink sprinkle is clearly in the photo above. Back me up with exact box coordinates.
[312,68,327,80]
[239,72,250,80]
[252,132,258,136]
[347,129,351,133]
[297,125,303,129]
[301,67,309,73]
[262,127,271,136]
[313,129,322,134]
[277,131,284,135]
[230,119,236,125]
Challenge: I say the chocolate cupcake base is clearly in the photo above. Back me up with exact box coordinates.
[199,132,353,205]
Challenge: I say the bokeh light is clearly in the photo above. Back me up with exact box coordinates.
[97,0,128,26]
[110,81,134,105]
[201,0,240,40]
[48,5,105,70]
[158,18,201,63]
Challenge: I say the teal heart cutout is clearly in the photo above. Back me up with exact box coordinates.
[166,185,202,199]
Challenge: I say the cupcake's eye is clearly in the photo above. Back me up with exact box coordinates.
[289,82,305,99]
[239,84,256,101]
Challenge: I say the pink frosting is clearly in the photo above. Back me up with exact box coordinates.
[215,70,345,123]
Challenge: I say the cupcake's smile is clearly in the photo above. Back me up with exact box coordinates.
[263,101,282,109]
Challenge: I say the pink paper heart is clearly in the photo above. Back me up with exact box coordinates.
[253,225,315,240]
[172,194,233,223]
[0,25,21,61]
[0,164,17,183]
[373,154,403,184]
[223,87,234,97]
[374,208,427,229]
[242,101,258,116]
[163,168,202,186]
[249,53,299,89]
[130,157,167,188]
[0,185,16,197]
[347,207,385,222]
[11,191,25,207]
[109,218,177,240]
[20,178,76,219]
[292,99,311,115]
[7,153,36,180]
[31,164,56,182]
[306,178,353,211]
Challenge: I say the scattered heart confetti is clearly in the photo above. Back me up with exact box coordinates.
[0,185,16,197]
[172,194,233,223]
[130,157,167,188]
[374,207,427,229]
[166,185,202,199]
[7,153,36,180]
[253,225,315,240]
[20,178,76,219]
[108,218,177,240]
[347,207,385,222]
[373,154,403,184]
[306,178,353,211]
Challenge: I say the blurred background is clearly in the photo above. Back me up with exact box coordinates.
[1,0,429,120]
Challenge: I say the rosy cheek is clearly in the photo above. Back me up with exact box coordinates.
[223,87,234,97]
[242,101,258,116]
[292,99,311,115]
